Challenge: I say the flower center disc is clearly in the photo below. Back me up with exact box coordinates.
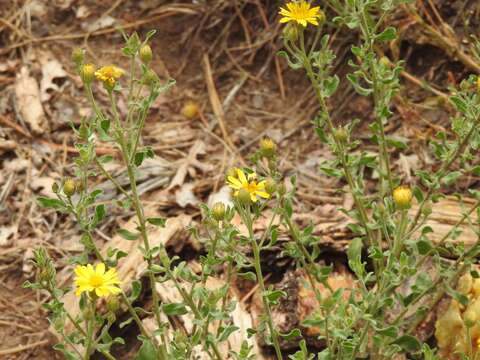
[90,274,104,287]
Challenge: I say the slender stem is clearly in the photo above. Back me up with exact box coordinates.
[409,122,478,232]
[392,210,408,258]
[242,206,283,360]
[83,297,96,360]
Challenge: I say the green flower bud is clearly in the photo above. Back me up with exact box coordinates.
[139,44,153,64]
[237,188,252,206]
[52,182,59,194]
[212,202,226,221]
[260,138,276,159]
[143,69,159,86]
[81,63,95,84]
[282,23,299,42]
[265,178,277,195]
[63,178,76,197]
[334,127,348,143]
[106,296,120,313]
[71,48,85,66]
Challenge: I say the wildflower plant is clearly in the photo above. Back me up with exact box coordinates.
[279,0,480,359]
[23,2,480,360]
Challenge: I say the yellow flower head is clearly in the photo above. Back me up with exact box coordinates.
[74,263,121,298]
[279,1,323,27]
[227,168,270,203]
[392,186,413,209]
[94,65,124,89]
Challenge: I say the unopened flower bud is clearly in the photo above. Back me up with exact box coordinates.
[52,182,59,194]
[260,138,276,159]
[212,202,226,221]
[139,44,153,64]
[278,183,287,196]
[318,9,326,24]
[334,127,348,143]
[237,188,252,206]
[282,23,299,42]
[379,56,391,68]
[106,296,120,313]
[393,186,412,209]
[181,100,199,119]
[81,63,95,84]
[72,48,84,66]
[265,178,277,195]
[63,178,76,197]
[143,69,159,86]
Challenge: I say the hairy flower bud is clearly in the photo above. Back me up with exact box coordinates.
[181,101,199,119]
[63,178,76,197]
[107,296,120,313]
[71,48,84,66]
[52,182,59,194]
[237,188,252,206]
[212,202,226,221]
[81,63,95,84]
[260,138,276,159]
[265,178,277,195]
[139,44,153,64]
[393,186,412,209]
[334,127,348,143]
[282,23,299,42]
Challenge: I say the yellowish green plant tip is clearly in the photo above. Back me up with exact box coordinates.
[260,137,277,158]
[63,178,76,197]
[212,202,226,221]
[81,63,96,84]
[95,65,124,89]
[140,44,153,64]
[227,168,270,203]
[106,295,121,313]
[71,47,84,65]
[181,100,200,119]
[279,1,323,27]
[74,263,121,298]
[265,178,277,195]
[392,185,412,209]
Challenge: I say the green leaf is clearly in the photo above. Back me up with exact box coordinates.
[98,155,113,164]
[237,271,256,282]
[130,280,142,302]
[442,171,462,186]
[376,27,397,41]
[393,334,422,352]
[162,302,188,315]
[280,328,301,340]
[265,289,286,305]
[117,228,140,241]
[417,239,433,255]
[134,338,156,360]
[146,217,166,227]
[450,96,467,113]
[37,197,65,209]
[94,204,106,223]
[218,325,239,342]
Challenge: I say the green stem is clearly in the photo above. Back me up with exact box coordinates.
[242,206,283,360]
[392,210,408,258]
[109,91,168,359]
[83,297,96,360]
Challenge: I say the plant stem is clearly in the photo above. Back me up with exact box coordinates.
[84,297,96,360]
[242,206,283,360]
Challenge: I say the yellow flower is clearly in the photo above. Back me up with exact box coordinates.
[279,1,323,27]
[94,65,124,88]
[227,168,270,203]
[74,263,121,297]
[392,186,413,209]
